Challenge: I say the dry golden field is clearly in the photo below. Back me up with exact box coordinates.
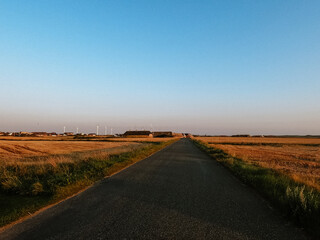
[0,140,140,162]
[196,137,320,190]
[0,136,177,165]
[0,136,75,141]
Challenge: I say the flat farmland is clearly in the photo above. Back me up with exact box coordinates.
[195,137,320,190]
[0,136,75,141]
[197,136,320,145]
[0,140,140,162]
[0,136,177,142]
[0,136,177,162]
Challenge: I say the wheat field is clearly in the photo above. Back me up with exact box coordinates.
[0,141,139,161]
[196,137,320,190]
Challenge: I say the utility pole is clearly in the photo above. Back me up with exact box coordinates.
[96,125,99,135]
[63,126,66,133]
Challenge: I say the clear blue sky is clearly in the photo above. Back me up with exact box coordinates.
[1,0,319,134]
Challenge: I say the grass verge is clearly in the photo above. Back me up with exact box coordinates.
[192,139,320,237]
[0,139,177,228]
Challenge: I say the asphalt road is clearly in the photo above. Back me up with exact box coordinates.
[1,139,308,239]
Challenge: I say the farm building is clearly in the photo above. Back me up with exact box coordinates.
[48,132,57,136]
[19,132,33,136]
[31,132,49,137]
[232,134,251,137]
[185,133,193,138]
[123,131,153,138]
[64,132,74,136]
[152,131,173,138]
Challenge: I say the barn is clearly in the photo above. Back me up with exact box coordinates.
[152,131,173,138]
[123,131,153,138]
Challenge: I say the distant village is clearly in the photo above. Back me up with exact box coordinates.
[0,130,178,138]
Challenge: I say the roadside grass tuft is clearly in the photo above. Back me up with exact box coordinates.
[0,139,177,228]
[193,139,320,238]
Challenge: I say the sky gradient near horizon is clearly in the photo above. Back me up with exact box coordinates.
[1,0,320,135]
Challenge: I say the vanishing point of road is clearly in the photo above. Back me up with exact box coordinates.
[1,139,308,239]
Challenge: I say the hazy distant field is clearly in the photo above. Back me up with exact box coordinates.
[107,137,176,142]
[197,136,320,145]
[0,136,176,142]
[0,136,76,141]
[196,136,320,190]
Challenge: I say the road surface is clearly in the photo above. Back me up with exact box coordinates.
[0,139,308,239]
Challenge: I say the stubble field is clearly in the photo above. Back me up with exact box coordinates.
[0,140,139,162]
[0,136,176,163]
[195,136,320,190]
